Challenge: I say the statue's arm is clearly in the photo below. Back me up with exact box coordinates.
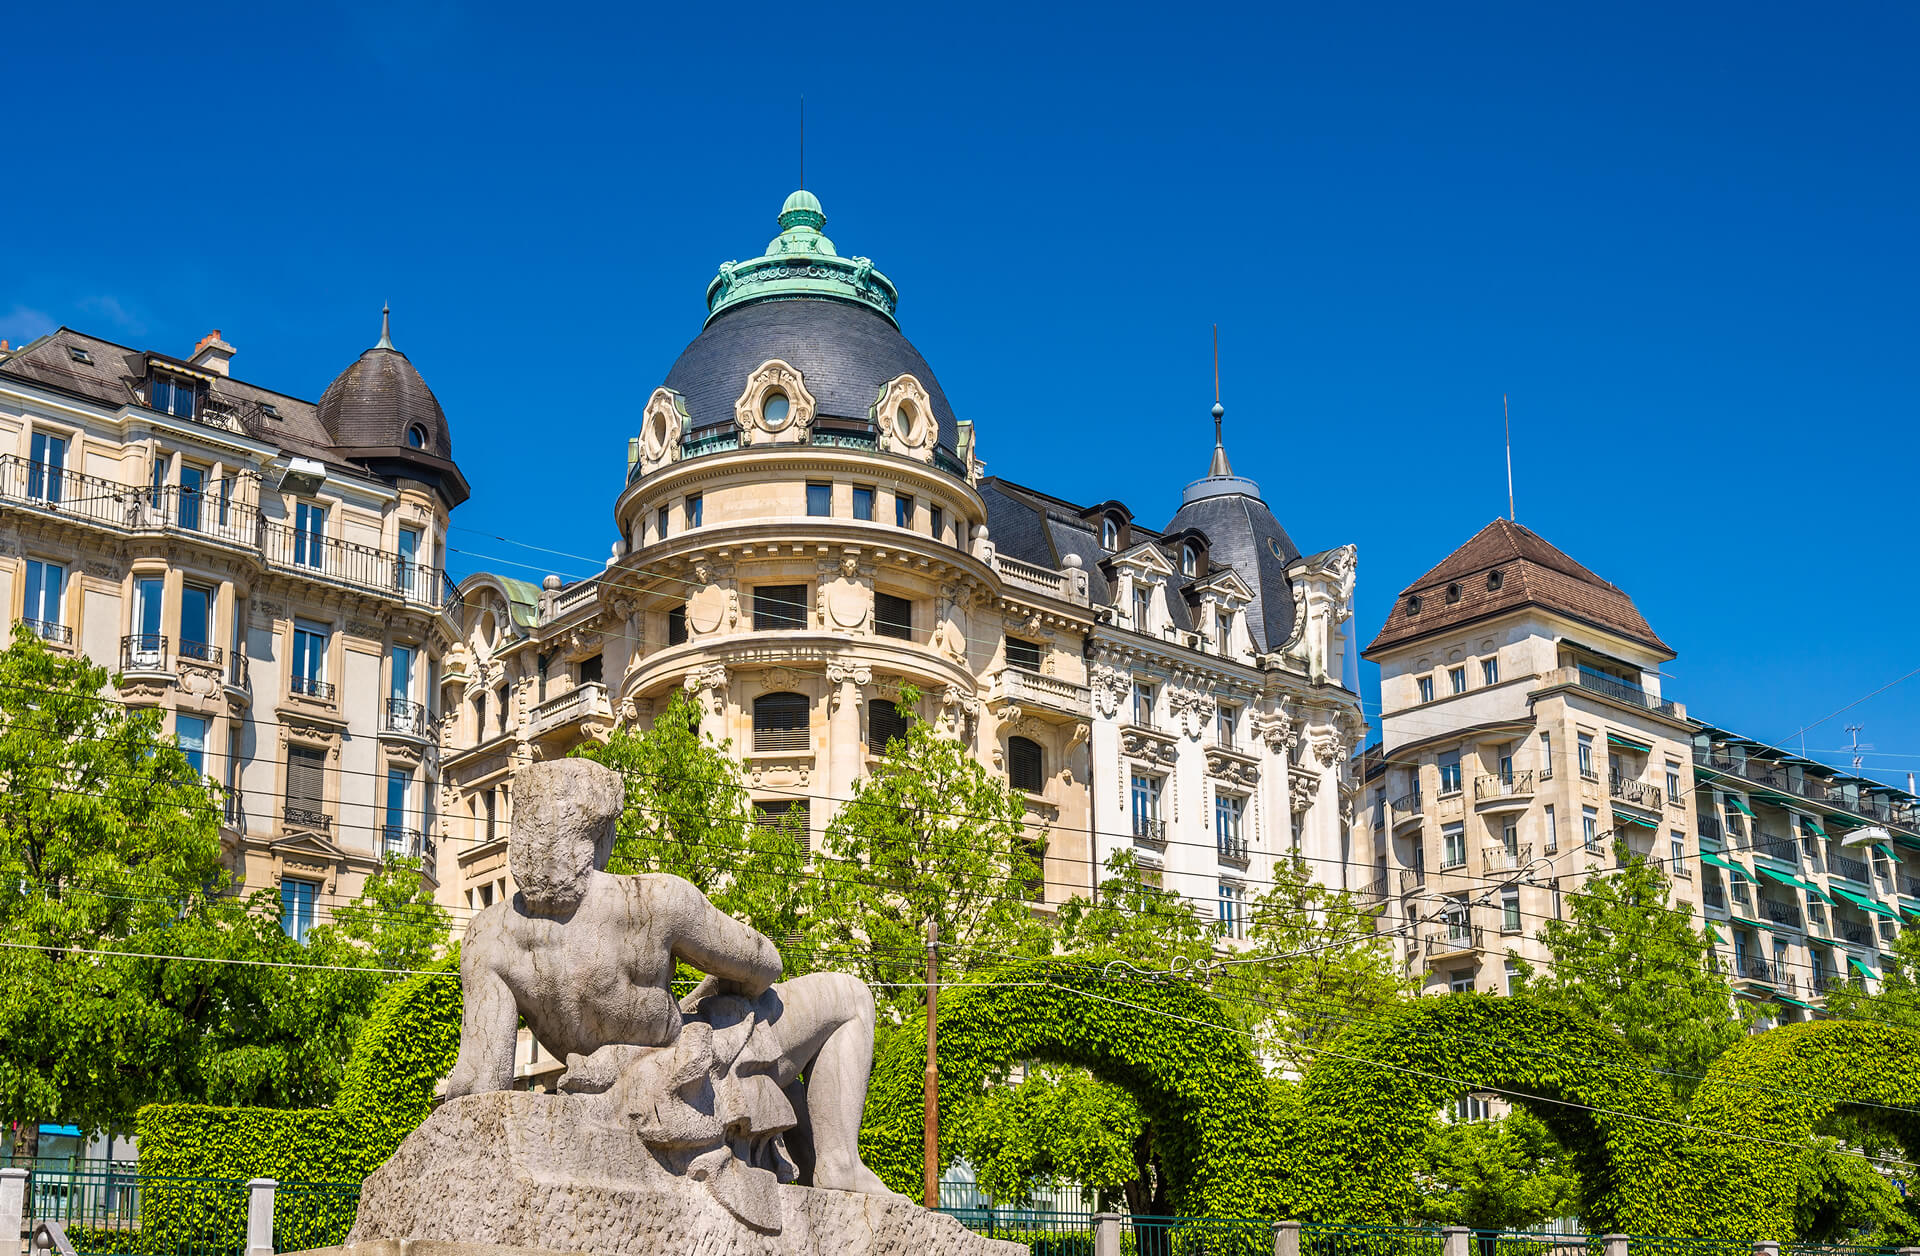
[660,878,783,996]
[443,919,518,1098]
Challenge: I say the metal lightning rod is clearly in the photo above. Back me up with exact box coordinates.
[1504,393,1515,522]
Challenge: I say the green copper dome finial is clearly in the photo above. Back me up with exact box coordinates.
[704,190,899,327]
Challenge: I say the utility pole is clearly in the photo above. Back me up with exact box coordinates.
[922,915,940,1209]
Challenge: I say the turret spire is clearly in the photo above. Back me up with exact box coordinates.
[377,303,393,350]
[1209,401,1233,477]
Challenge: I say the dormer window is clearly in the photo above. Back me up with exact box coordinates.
[1133,586,1152,630]
[1102,517,1119,551]
[1182,544,1198,578]
[1445,582,1461,604]
[67,346,92,365]
[407,424,427,449]
[150,374,198,420]
[1407,595,1422,615]
[1218,608,1235,653]
[1486,569,1503,591]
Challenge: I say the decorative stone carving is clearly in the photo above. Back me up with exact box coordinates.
[687,584,730,636]
[871,373,937,462]
[1205,749,1261,789]
[683,665,729,715]
[1168,687,1217,741]
[1311,729,1344,769]
[1120,726,1178,766]
[937,685,980,736]
[734,361,817,447]
[1251,705,1297,753]
[435,760,908,1238]
[637,387,690,478]
[1289,766,1321,815]
[1088,664,1128,718]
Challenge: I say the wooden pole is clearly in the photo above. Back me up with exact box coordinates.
[922,915,940,1209]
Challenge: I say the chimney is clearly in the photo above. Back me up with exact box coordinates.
[190,329,235,376]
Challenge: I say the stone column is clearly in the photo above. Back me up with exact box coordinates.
[245,1178,276,1256]
[1602,1236,1629,1256]
[826,663,870,822]
[684,666,729,747]
[0,1168,26,1256]
[1093,1214,1121,1256]
[1272,1220,1301,1256]
[1442,1227,1469,1256]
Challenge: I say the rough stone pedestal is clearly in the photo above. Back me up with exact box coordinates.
[330,1092,1021,1256]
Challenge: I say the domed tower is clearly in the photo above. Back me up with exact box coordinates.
[316,306,470,509]
[603,190,1057,847]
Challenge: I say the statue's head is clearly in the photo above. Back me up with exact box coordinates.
[509,758,624,913]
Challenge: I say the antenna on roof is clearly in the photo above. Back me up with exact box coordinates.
[1846,724,1873,774]
[1213,323,1220,406]
[800,94,805,189]
[1503,393,1515,522]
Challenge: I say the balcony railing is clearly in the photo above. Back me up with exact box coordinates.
[997,667,1093,719]
[1474,771,1535,802]
[1751,832,1799,863]
[1811,971,1843,995]
[1900,873,1920,900]
[1484,842,1532,872]
[1426,923,1483,956]
[1132,817,1166,846]
[227,653,250,689]
[1389,791,1425,828]
[1364,873,1389,901]
[1839,919,1875,946]
[1572,665,1680,715]
[1759,897,1803,929]
[1399,868,1426,894]
[289,675,336,701]
[1730,882,1753,911]
[120,633,169,673]
[380,826,435,868]
[1697,814,1725,842]
[0,456,140,531]
[20,618,71,645]
[283,805,331,832]
[1704,882,1727,910]
[1696,746,1920,834]
[177,639,223,667]
[1741,958,1795,989]
[1217,834,1249,864]
[1830,852,1871,884]
[384,698,433,737]
[1609,772,1663,811]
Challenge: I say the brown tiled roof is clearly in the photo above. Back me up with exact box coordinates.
[1364,518,1672,659]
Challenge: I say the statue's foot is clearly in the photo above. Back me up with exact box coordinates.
[811,1157,905,1200]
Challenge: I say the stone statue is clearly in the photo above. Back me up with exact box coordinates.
[443,760,894,1224]
[340,757,1019,1255]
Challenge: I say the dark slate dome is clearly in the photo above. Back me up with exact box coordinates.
[662,297,961,453]
[317,307,453,460]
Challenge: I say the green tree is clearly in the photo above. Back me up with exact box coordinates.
[957,1064,1145,1211]
[575,691,810,964]
[809,691,1038,1022]
[1050,849,1214,967]
[1823,923,1920,1029]
[1411,1109,1585,1230]
[0,626,226,1145]
[1512,845,1756,1093]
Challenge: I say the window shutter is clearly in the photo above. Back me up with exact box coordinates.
[868,700,910,754]
[286,746,326,811]
[753,585,808,631]
[753,693,810,753]
[874,593,913,641]
[1008,737,1044,793]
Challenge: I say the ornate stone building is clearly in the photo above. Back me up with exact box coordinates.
[0,314,466,936]
[438,190,1364,934]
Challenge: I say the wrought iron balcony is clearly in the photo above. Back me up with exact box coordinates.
[1759,897,1803,929]
[1740,958,1792,988]
[177,639,223,667]
[1810,971,1843,995]
[1474,771,1535,803]
[1573,665,1680,716]
[0,456,140,531]
[227,653,250,689]
[1839,919,1875,946]
[1217,834,1249,864]
[1389,791,1425,829]
[1483,842,1532,872]
[283,805,331,832]
[1132,816,1166,846]
[1425,923,1482,956]
[120,633,169,673]
[1830,852,1872,885]
[384,698,433,738]
[381,826,430,862]
[1900,873,1920,899]
[1703,882,1727,910]
[1751,832,1799,863]
[289,675,336,701]
[20,618,71,645]
[1609,772,1663,811]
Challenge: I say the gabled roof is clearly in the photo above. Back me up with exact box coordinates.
[1365,518,1671,659]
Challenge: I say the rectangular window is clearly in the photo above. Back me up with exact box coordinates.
[667,604,688,645]
[1215,794,1245,857]
[1132,681,1156,728]
[177,463,205,531]
[1005,637,1042,671]
[1544,804,1558,853]
[1130,773,1162,838]
[176,714,208,776]
[1671,831,1688,874]
[1218,883,1246,941]
[930,505,945,542]
[280,877,318,943]
[292,619,330,695]
[1502,820,1519,856]
[685,494,703,528]
[1577,733,1595,780]
[806,482,832,517]
[1505,961,1523,994]
[874,592,914,640]
[1450,665,1467,694]
[149,455,165,509]
[657,504,671,539]
[1438,750,1462,795]
[1582,805,1600,851]
[225,726,244,821]
[294,501,327,569]
[1482,657,1499,685]
[23,559,63,632]
[1441,823,1467,869]
[151,375,198,419]
[1444,897,1472,943]
[1217,704,1236,748]
[1417,675,1435,704]
[129,577,165,667]
[217,475,233,527]
[753,798,810,840]
[27,431,66,502]
[1007,735,1045,793]
[396,527,422,595]
[753,585,808,631]
[1501,887,1522,933]
[1666,761,1681,802]
[179,584,214,661]
[578,655,603,686]
[852,486,876,521]
[1539,730,1554,779]
[391,644,414,705]
[1448,970,1475,995]
[1133,587,1152,630]
[895,494,915,529]
[867,699,910,754]
[484,788,499,842]
[385,769,409,855]
[285,745,326,822]
[1217,609,1235,655]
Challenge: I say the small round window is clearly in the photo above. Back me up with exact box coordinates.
[762,391,791,426]
[407,424,427,449]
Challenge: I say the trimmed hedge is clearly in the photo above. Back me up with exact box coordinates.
[1679,1018,1920,1240]
[1287,993,1693,1231]
[135,961,461,1183]
[862,958,1287,1219]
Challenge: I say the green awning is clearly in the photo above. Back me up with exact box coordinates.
[1700,851,1749,876]
[1732,916,1767,931]
[1832,886,1899,920]
[1800,815,1827,838]
[1756,864,1830,901]
[1616,812,1658,830]
[1727,795,1755,818]
[1848,955,1879,980]
[1608,732,1653,753]
[1875,842,1899,865]
[1704,923,1726,944]
[1901,899,1920,921]
[1776,993,1818,1010]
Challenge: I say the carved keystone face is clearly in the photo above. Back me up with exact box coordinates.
[509,759,625,911]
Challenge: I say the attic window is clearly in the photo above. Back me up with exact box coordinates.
[1181,544,1198,578]
[66,346,93,365]
[1445,583,1461,604]
[1406,595,1422,615]
[1486,569,1503,591]
[259,403,280,420]
[1101,517,1119,551]
[407,424,427,449]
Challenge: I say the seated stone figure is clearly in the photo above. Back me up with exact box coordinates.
[444,758,896,1226]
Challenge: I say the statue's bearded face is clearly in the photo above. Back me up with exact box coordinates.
[507,759,624,913]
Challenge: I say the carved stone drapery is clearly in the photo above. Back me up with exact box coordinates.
[682,665,729,715]
[1251,706,1297,753]
[1089,663,1129,718]
[1289,766,1322,815]
[1121,725,1178,767]
[1168,687,1217,741]
[1205,748,1261,790]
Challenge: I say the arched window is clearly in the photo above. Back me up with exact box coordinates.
[752,692,809,753]
[1101,517,1118,551]
[1182,544,1198,578]
[867,699,911,755]
[1008,736,1045,793]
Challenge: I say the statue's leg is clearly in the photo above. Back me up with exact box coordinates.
[762,971,899,1197]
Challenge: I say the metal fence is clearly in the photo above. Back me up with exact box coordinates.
[2,1169,359,1256]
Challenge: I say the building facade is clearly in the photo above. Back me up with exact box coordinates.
[1355,519,1699,995]
[437,190,1364,933]
[0,315,466,934]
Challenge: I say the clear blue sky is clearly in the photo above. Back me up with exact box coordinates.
[3,1,1915,788]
